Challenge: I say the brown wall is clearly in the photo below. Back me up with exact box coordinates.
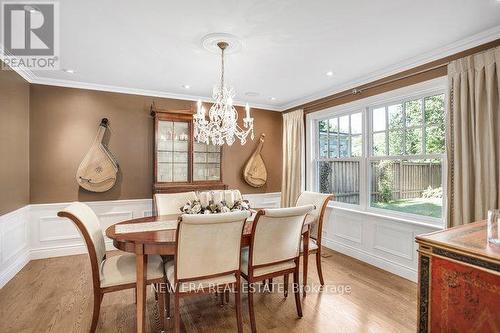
[0,66,30,215]
[29,85,282,204]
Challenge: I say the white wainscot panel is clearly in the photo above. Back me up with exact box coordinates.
[0,207,30,288]
[0,193,281,288]
[328,209,363,244]
[321,206,440,282]
[243,192,281,209]
[30,199,152,260]
[373,223,414,260]
[98,212,133,232]
[98,211,133,245]
[2,213,28,263]
[38,216,81,243]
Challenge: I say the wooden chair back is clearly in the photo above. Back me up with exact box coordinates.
[249,205,314,270]
[174,211,250,282]
[154,191,198,215]
[57,202,105,291]
[295,192,333,246]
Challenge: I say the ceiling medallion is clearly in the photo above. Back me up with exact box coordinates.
[194,38,254,146]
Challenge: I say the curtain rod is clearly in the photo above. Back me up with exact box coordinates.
[284,63,447,115]
[284,38,500,114]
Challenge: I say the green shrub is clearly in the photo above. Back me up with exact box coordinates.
[377,160,393,203]
[421,186,442,198]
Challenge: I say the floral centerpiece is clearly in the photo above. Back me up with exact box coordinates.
[180,199,250,215]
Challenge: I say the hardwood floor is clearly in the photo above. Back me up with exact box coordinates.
[0,248,417,332]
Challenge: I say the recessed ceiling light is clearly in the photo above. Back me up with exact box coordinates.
[326,71,333,76]
[62,69,75,74]
[182,84,190,89]
[270,97,276,101]
[245,92,260,97]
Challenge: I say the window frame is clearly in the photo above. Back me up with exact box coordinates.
[306,78,447,227]
[315,108,366,208]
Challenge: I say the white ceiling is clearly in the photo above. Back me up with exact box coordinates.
[26,0,500,110]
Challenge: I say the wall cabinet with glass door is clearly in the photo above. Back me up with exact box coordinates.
[152,107,227,193]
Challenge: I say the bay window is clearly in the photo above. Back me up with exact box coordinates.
[312,87,446,224]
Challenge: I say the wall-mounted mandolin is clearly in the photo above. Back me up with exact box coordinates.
[243,133,267,188]
[76,118,119,192]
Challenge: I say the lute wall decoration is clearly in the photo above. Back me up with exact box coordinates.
[243,134,267,187]
[76,118,119,192]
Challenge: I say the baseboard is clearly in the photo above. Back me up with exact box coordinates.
[0,249,30,288]
[322,236,418,282]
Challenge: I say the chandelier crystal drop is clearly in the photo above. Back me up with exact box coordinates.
[194,41,254,146]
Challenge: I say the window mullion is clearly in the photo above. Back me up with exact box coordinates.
[422,97,426,154]
[402,100,407,154]
[385,107,389,155]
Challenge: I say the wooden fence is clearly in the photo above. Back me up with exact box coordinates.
[318,160,442,204]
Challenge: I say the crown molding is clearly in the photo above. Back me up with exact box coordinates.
[0,44,38,82]
[280,25,500,111]
[29,77,283,111]
[3,26,499,113]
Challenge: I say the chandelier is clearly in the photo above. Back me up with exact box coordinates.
[194,41,254,146]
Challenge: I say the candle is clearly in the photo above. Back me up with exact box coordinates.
[199,192,209,208]
[197,100,202,115]
[233,190,243,201]
[245,103,250,119]
[212,191,223,205]
[201,106,206,118]
[224,190,235,208]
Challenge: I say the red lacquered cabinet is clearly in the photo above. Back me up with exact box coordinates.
[416,221,500,332]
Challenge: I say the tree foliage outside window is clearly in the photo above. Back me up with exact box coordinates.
[369,93,445,218]
[377,160,394,203]
[315,91,445,220]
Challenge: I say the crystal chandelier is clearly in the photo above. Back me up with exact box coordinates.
[194,41,254,146]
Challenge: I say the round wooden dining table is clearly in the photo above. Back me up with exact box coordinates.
[105,212,311,333]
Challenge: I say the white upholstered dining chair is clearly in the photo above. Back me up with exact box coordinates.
[57,202,167,333]
[154,191,198,215]
[295,191,333,286]
[165,210,251,333]
[241,205,314,333]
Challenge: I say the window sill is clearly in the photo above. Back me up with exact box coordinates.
[326,203,445,230]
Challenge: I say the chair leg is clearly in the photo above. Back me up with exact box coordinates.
[269,278,273,292]
[90,292,102,333]
[248,285,257,333]
[303,249,309,298]
[174,294,181,333]
[219,289,224,307]
[316,251,325,286]
[225,289,230,303]
[158,284,165,331]
[293,268,303,318]
[165,280,171,319]
[235,279,243,333]
[284,274,289,298]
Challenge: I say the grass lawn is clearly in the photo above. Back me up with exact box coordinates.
[372,197,442,218]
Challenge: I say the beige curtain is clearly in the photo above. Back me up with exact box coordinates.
[281,109,304,207]
[447,46,500,227]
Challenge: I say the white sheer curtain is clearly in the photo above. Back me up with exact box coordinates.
[447,46,500,227]
[281,109,305,207]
